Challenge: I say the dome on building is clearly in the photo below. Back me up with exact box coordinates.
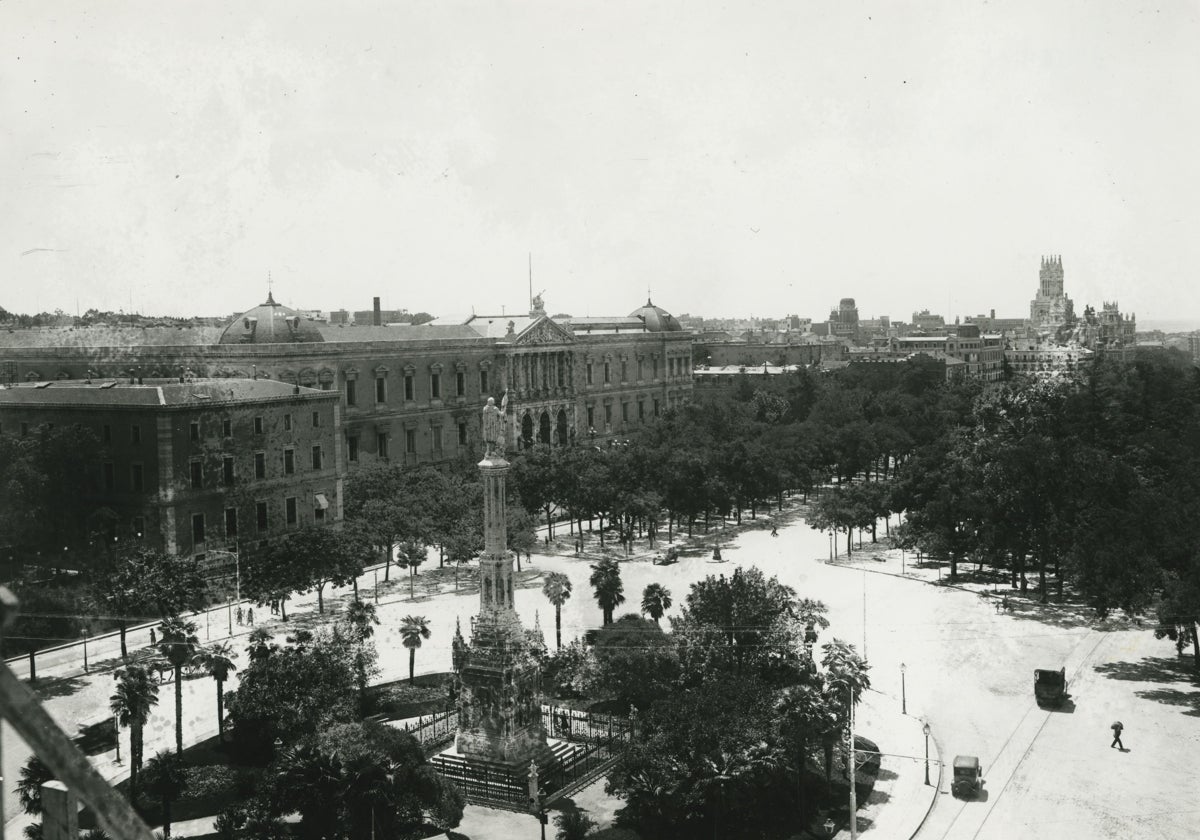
[218,292,325,345]
[629,298,683,332]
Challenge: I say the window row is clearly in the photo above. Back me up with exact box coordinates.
[347,369,487,407]
[190,492,331,545]
[347,421,468,462]
[581,356,691,387]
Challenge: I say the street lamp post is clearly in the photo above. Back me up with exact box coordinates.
[828,531,833,562]
[82,628,89,673]
[901,548,906,575]
[901,663,907,715]
[373,567,379,604]
[923,722,931,786]
[114,714,122,764]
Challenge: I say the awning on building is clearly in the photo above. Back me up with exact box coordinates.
[314,493,330,510]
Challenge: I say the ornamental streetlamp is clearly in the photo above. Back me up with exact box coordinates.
[82,628,89,673]
[923,722,932,786]
[901,663,907,715]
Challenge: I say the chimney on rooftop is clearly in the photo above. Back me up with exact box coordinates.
[373,297,382,327]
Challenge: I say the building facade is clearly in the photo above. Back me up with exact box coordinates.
[0,379,344,569]
[0,294,694,470]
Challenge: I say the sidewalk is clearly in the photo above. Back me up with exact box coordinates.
[846,690,942,840]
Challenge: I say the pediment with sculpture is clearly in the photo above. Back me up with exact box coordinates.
[514,317,574,346]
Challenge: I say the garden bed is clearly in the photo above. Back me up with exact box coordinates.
[369,671,455,719]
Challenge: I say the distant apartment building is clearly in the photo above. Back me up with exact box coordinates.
[911,309,946,333]
[885,325,1004,381]
[1006,340,1094,380]
[0,378,344,569]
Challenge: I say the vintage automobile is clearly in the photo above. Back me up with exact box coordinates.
[1034,667,1069,707]
[951,755,983,798]
[653,546,680,566]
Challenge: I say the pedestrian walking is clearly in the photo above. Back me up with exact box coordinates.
[771,524,778,537]
[235,605,244,625]
[247,607,255,625]
[1110,721,1124,750]
[149,628,156,646]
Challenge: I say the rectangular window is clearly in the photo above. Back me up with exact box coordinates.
[376,377,387,403]
[254,416,264,434]
[377,433,389,459]
[283,414,292,431]
[315,504,326,522]
[458,421,467,446]
[132,516,145,539]
[223,456,235,485]
[456,371,465,397]
[256,501,268,532]
[254,452,266,479]
[222,417,232,437]
[131,463,144,492]
[638,400,645,421]
[311,445,323,470]
[191,513,205,545]
[622,402,630,423]
[103,462,115,491]
[225,508,238,538]
[604,404,613,426]
[621,361,628,381]
[190,421,200,442]
[586,364,593,385]
[190,460,203,489]
[346,379,357,406]
[586,406,595,429]
[284,448,295,475]
[638,359,644,380]
[654,398,661,416]
[131,424,141,444]
[604,362,611,384]
[103,424,112,443]
[312,411,320,428]
[348,435,359,462]
[480,370,489,394]
[432,426,443,454]
[404,374,414,401]
[321,381,331,391]
[430,373,441,399]
[286,497,297,525]
[405,428,416,454]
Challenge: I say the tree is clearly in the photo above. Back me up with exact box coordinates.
[592,614,678,712]
[228,630,360,754]
[111,664,160,800]
[589,557,625,625]
[157,616,200,754]
[90,546,208,660]
[542,572,572,650]
[193,642,238,743]
[143,751,187,839]
[641,583,672,623]
[16,756,53,817]
[343,600,382,709]
[400,615,431,684]
[555,808,596,840]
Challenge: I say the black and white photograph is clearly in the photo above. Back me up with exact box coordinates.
[2,2,1199,838]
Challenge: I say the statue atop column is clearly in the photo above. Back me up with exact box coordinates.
[482,391,509,458]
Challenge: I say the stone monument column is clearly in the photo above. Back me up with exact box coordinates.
[452,394,551,766]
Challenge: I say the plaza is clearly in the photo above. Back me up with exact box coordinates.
[4,495,1197,839]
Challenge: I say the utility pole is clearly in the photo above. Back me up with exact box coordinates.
[848,685,857,840]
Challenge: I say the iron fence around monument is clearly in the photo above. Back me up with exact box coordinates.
[397,708,459,751]
[426,704,636,810]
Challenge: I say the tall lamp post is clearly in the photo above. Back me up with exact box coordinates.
[923,722,931,786]
[82,628,89,673]
[901,663,907,715]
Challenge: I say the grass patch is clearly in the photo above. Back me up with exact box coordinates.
[369,671,455,719]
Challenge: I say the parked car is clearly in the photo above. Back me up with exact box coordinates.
[1034,667,1068,707]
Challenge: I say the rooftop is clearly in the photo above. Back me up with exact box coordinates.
[0,378,331,408]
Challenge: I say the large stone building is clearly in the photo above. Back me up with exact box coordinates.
[0,378,343,570]
[1029,255,1076,329]
[0,293,694,469]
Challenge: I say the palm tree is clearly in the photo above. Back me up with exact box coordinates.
[111,664,160,801]
[16,755,53,818]
[400,615,431,684]
[157,616,200,754]
[143,751,187,839]
[640,583,672,623]
[589,557,625,625]
[192,642,237,743]
[541,572,573,650]
[273,743,346,839]
[246,626,274,662]
[554,808,596,840]
[343,599,380,645]
[775,683,836,817]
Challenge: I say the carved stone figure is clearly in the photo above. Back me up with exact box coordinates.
[482,392,509,457]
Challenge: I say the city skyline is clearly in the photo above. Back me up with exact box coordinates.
[3,1,1199,325]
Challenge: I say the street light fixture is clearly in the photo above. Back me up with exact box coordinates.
[901,663,907,715]
[923,722,932,786]
[82,628,89,673]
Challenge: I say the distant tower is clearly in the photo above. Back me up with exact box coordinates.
[1030,255,1075,329]
[1039,255,1064,297]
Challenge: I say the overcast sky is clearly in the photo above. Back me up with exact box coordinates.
[3,1,1199,326]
